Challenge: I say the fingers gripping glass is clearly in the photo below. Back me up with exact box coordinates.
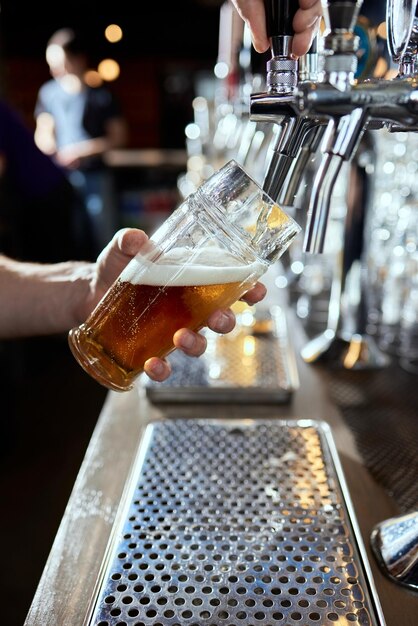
[68,160,301,392]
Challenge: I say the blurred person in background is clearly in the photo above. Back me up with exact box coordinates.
[0,95,95,452]
[34,27,129,259]
[0,97,92,262]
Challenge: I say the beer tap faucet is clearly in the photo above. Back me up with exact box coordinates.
[269,37,330,210]
[252,1,418,250]
[251,1,365,253]
[251,0,300,201]
[278,36,328,209]
[252,2,331,210]
[300,0,365,253]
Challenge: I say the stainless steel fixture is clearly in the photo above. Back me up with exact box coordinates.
[249,1,418,370]
[145,305,299,404]
[85,418,386,626]
[250,1,418,591]
[371,510,418,590]
[251,1,418,251]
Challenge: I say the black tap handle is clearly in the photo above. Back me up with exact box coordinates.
[322,0,363,31]
[263,0,299,92]
[264,0,299,37]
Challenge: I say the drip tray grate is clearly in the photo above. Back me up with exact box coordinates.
[86,419,384,626]
[144,306,299,404]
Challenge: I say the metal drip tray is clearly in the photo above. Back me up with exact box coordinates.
[85,418,384,626]
[145,305,299,404]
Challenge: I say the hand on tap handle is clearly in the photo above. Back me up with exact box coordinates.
[265,0,299,36]
[231,0,322,57]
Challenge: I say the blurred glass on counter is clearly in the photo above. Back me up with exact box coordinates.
[365,129,418,371]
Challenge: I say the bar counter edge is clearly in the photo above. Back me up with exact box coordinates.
[24,314,418,626]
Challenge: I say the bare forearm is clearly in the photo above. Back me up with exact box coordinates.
[0,256,94,338]
[57,119,128,164]
[0,226,269,383]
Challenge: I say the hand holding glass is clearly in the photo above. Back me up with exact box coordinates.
[68,160,301,391]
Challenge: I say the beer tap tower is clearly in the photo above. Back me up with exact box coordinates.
[371,0,418,592]
[250,0,418,370]
[250,0,418,591]
[254,0,418,244]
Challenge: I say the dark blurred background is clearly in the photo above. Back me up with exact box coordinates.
[0,0,224,148]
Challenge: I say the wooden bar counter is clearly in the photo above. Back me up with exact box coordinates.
[24,316,418,626]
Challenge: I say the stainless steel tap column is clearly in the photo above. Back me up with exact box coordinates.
[303,0,364,253]
[252,1,328,210]
[300,130,392,369]
[251,1,370,253]
[252,0,300,201]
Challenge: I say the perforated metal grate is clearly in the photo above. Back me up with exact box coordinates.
[322,366,418,513]
[86,419,384,626]
[145,306,299,404]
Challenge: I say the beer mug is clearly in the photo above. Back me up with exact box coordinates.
[68,160,301,391]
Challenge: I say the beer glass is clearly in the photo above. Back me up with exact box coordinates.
[68,160,301,392]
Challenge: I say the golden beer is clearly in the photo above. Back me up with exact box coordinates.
[69,249,265,391]
[68,160,301,391]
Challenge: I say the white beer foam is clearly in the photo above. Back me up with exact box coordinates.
[120,246,266,286]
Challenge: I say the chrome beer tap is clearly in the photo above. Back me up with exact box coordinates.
[301,0,418,367]
[269,37,329,209]
[251,1,376,368]
[252,1,418,251]
[251,0,300,201]
[251,1,368,253]
[278,35,328,209]
[250,1,418,368]
[300,0,365,253]
[370,1,418,595]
